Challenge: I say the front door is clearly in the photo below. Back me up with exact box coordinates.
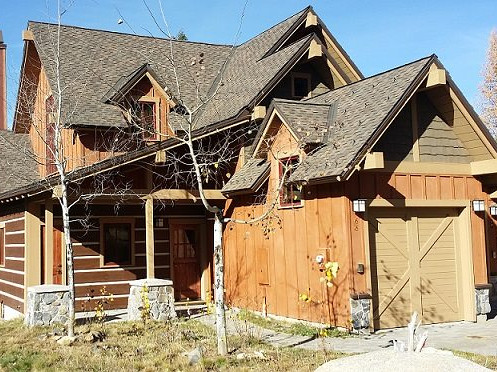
[53,228,63,285]
[170,222,202,300]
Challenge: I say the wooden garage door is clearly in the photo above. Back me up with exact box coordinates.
[369,208,462,329]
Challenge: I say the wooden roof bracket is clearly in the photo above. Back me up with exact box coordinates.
[305,12,318,28]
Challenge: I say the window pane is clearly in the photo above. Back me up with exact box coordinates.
[140,102,156,138]
[293,76,310,98]
[104,223,131,265]
[280,157,302,206]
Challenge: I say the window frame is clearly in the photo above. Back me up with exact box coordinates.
[99,218,135,268]
[278,156,303,208]
[138,97,160,141]
[291,72,312,99]
[0,223,5,267]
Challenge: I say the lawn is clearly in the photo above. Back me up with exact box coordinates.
[0,318,344,371]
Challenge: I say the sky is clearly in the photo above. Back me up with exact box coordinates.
[0,0,496,127]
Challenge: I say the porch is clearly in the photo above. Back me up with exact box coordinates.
[24,188,225,313]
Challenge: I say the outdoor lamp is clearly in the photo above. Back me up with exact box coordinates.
[472,200,485,212]
[353,199,366,213]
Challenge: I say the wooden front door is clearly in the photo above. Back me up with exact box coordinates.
[170,223,202,300]
[369,208,463,329]
[53,228,63,285]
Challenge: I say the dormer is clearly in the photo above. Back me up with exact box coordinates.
[103,64,175,141]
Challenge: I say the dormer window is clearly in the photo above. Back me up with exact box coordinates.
[279,156,302,207]
[291,72,311,99]
[138,98,159,140]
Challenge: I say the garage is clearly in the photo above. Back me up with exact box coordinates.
[368,207,472,329]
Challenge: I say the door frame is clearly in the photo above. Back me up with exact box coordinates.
[363,199,475,330]
[169,218,209,301]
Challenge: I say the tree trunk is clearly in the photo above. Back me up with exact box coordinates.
[214,211,227,355]
[60,180,75,337]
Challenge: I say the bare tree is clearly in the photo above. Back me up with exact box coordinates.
[480,29,497,137]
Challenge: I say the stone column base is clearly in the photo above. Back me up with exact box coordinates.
[349,293,372,331]
[25,285,70,327]
[475,284,492,315]
[127,279,176,321]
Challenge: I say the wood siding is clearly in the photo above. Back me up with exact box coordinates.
[53,204,207,311]
[0,212,25,314]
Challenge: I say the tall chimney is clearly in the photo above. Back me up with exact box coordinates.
[0,31,6,130]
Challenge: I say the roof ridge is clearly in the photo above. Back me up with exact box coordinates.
[238,6,310,47]
[27,20,233,48]
[305,54,435,102]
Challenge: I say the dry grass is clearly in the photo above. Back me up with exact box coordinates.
[453,350,497,370]
[0,318,344,371]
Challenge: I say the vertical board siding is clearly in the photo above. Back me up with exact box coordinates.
[225,169,491,327]
[224,183,352,327]
[0,213,25,314]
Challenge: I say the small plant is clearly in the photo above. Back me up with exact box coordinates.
[319,261,339,287]
[82,286,114,327]
[139,284,151,325]
[205,291,215,315]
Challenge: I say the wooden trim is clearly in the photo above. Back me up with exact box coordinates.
[411,95,420,162]
[144,72,175,108]
[99,218,136,268]
[426,64,446,88]
[457,204,476,320]
[363,152,384,170]
[470,159,497,176]
[44,199,54,284]
[149,189,225,201]
[24,203,41,311]
[375,161,472,175]
[145,198,154,279]
[368,199,469,208]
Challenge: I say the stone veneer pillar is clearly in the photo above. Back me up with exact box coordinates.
[475,284,492,316]
[127,279,176,321]
[349,293,372,331]
[25,285,70,327]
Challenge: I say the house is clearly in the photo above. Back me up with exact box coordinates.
[0,6,495,330]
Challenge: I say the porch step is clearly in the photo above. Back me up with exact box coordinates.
[174,300,208,317]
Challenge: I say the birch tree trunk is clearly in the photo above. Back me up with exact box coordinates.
[214,210,227,355]
[60,180,75,337]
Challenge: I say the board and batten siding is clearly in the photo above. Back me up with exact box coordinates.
[0,212,25,314]
[346,171,490,295]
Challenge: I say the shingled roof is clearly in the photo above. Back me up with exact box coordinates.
[0,131,39,193]
[26,7,311,130]
[288,56,434,183]
[222,158,270,195]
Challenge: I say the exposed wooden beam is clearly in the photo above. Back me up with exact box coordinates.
[22,30,34,41]
[489,190,497,199]
[251,106,266,121]
[426,64,446,88]
[471,159,497,176]
[25,203,42,312]
[308,39,323,59]
[145,197,155,279]
[149,189,225,201]
[363,152,384,170]
[305,12,318,28]
[155,150,167,163]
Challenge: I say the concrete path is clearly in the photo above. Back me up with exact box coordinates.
[198,310,497,357]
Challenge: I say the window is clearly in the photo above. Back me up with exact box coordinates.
[0,226,4,267]
[138,101,158,140]
[102,222,132,266]
[291,73,311,98]
[279,156,302,207]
